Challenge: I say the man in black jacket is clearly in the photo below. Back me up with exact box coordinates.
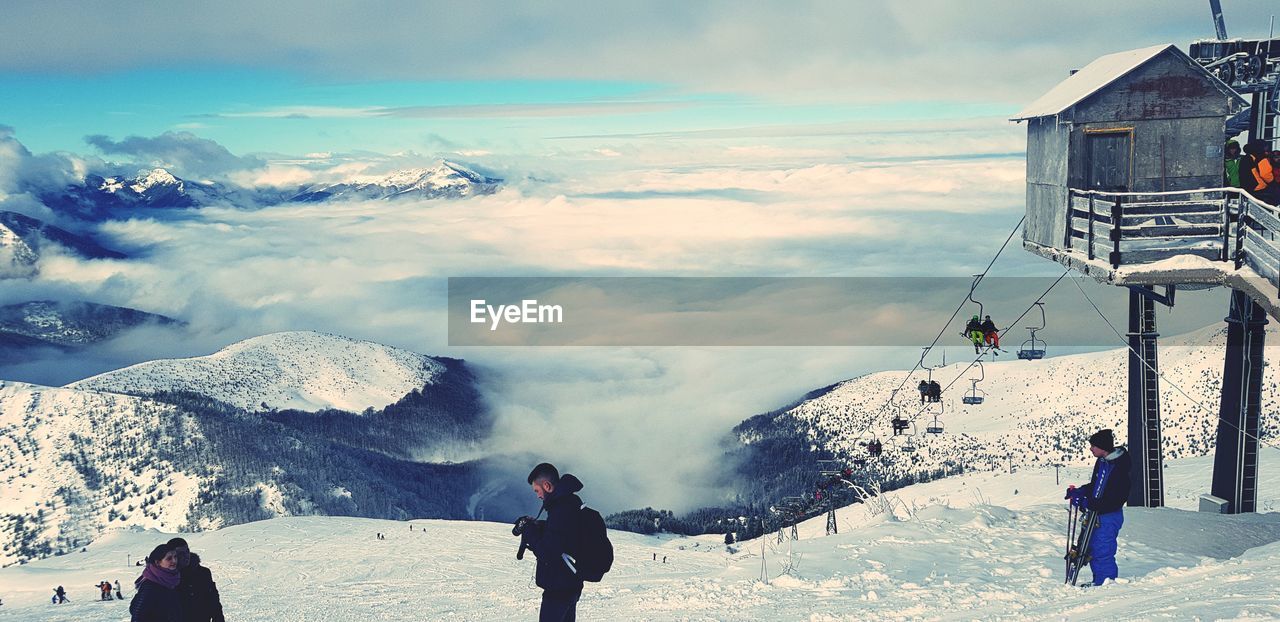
[522,463,585,622]
[167,538,225,622]
[1064,429,1131,586]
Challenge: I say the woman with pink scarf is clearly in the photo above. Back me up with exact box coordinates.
[130,543,184,622]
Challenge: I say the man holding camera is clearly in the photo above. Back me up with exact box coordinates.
[515,463,586,622]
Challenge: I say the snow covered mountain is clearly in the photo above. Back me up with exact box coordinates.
[290,161,502,202]
[69,331,446,412]
[0,211,124,278]
[727,323,1280,510]
[0,300,179,360]
[0,332,512,566]
[37,168,220,220]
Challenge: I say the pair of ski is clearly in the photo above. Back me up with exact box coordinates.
[1064,505,1097,586]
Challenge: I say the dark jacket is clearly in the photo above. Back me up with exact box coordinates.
[178,554,225,622]
[979,319,997,334]
[1078,447,1131,515]
[130,578,183,622]
[528,473,586,593]
[964,318,982,333]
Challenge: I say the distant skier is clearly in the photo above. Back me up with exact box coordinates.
[54,586,68,604]
[130,544,182,621]
[168,537,226,622]
[963,315,984,354]
[97,580,113,600]
[980,315,1000,352]
[1064,429,1132,586]
[116,579,125,600]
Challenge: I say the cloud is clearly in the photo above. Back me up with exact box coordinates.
[204,101,692,120]
[0,1,1270,103]
[85,131,264,178]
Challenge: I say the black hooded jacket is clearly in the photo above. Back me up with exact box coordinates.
[178,554,225,622]
[1077,447,1132,515]
[528,473,586,593]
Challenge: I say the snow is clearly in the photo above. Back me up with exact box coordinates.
[67,331,444,412]
[129,168,181,194]
[2,454,1278,620]
[1011,44,1244,121]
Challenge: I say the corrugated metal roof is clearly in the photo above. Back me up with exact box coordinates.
[1010,44,1235,121]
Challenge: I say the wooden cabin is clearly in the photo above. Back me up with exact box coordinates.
[1012,44,1248,249]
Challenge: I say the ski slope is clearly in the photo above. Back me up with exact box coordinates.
[2,453,1278,621]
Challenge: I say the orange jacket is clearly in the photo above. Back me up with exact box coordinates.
[1249,156,1275,192]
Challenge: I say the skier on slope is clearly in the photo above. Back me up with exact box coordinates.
[963,315,984,354]
[1064,429,1132,586]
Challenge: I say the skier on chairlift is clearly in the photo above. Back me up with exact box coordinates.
[963,315,984,354]
[917,380,930,404]
[927,380,942,402]
[980,315,1001,354]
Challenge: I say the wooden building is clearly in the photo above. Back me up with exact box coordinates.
[1012,43,1248,249]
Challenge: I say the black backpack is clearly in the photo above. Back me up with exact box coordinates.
[570,507,613,582]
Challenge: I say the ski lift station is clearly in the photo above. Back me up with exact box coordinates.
[1014,39,1279,515]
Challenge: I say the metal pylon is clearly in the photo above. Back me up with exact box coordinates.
[1127,288,1164,507]
[825,507,837,536]
[1212,289,1266,513]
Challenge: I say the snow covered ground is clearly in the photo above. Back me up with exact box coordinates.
[3,453,1278,621]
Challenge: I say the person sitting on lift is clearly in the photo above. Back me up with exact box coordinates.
[963,315,984,354]
[917,380,930,404]
[927,380,942,402]
[980,315,1000,353]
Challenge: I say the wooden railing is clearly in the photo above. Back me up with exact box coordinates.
[1064,188,1280,294]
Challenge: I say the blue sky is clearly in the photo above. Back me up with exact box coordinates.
[0,69,1012,157]
[2,0,1275,159]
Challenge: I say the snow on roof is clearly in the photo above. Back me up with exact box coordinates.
[1011,43,1231,121]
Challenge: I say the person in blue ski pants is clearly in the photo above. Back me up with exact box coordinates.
[1065,428,1132,586]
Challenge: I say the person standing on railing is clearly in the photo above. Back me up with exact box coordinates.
[1241,140,1279,206]
[1224,139,1242,188]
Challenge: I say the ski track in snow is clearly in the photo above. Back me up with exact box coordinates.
[3,455,1279,621]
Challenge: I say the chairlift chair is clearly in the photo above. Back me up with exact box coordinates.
[961,359,985,405]
[926,413,944,435]
[1017,302,1048,360]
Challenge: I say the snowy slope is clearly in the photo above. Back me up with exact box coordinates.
[0,381,204,567]
[1,453,1278,621]
[68,331,445,412]
[738,323,1280,491]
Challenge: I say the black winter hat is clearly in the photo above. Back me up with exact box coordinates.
[1089,429,1115,452]
[147,543,173,564]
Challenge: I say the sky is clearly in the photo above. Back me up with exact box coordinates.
[1,0,1276,511]
[0,1,1275,158]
